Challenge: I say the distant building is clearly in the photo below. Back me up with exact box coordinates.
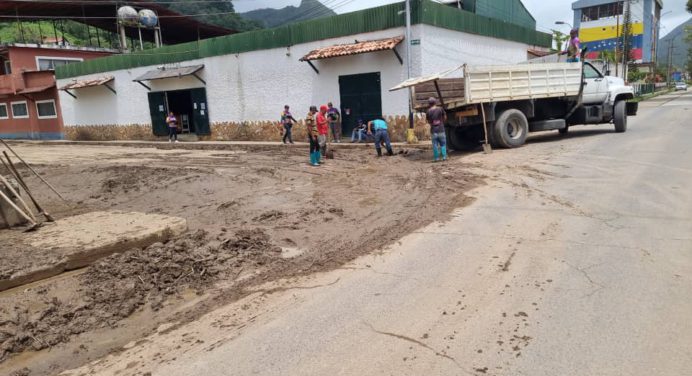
[0,44,114,139]
[55,0,552,141]
[572,0,663,64]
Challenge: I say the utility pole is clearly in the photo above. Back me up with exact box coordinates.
[666,40,674,86]
[615,0,621,78]
[405,0,416,141]
[621,0,632,81]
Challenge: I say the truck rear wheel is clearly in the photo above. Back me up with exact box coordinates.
[614,100,627,133]
[493,109,528,148]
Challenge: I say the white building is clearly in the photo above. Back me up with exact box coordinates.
[56,0,551,139]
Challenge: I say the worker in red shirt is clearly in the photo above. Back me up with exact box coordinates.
[317,105,329,163]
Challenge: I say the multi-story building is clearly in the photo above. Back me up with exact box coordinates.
[572,0,662,64]
[0,44,114,139]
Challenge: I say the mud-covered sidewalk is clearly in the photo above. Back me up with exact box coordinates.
[0,142,481,376]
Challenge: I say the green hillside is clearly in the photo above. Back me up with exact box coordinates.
[0,20,120,48]
[241,0,337,28]
[657,18,691,71]
[0,0,260,48]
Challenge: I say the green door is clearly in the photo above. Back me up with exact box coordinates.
[148,92,169,136]
[339,72,382,137]
[190,88,211,136]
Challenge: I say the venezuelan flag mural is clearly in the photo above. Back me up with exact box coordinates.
[580,22,644,60]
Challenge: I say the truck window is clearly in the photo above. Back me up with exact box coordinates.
[584,64,602,79]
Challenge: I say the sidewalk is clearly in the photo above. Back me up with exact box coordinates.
[8,139,433,151]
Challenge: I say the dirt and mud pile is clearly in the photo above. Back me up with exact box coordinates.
[0,229,282,361]
[0,144,482,375]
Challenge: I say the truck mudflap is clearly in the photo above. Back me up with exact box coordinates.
[626,102,639,116]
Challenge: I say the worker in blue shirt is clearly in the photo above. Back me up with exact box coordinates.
[367,118,394,157]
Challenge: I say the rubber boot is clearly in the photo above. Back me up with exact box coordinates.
[441,146,448,161]
[386,148,394,156]
[316,151,322,164]
[310,152,316,166]
[433,147,439,162]
[376,148,382,157]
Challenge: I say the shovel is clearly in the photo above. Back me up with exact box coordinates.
[480,104,492,154]
[2,156,54,222]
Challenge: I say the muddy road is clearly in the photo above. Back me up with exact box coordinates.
[0,143,481,375]
[43,91,692,376]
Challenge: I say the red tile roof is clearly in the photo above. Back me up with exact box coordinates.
[300,36,405,62]
[60,76,114,90]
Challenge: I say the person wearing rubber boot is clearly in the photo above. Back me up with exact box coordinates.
[306,106,320,166]
[426,97,448,162]
[367,118,394,157]
[316,105,329,163]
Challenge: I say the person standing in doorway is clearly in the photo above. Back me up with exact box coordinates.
[166,112,179,143]
[327,102,341,143]
[426,97,447,162]
[306,106,320,166]
[317,105,329,162]
[367,118,393,157]
[281,105,296,144]
[560,29,580,63]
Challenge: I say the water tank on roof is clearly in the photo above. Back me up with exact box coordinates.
[117,6,139,27]
[139,9,159,29]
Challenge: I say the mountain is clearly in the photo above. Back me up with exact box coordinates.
[240,0,337,28]
[656,18,691,70]
[152,0,261,32]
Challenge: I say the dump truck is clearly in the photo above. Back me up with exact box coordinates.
[390,61,638,150]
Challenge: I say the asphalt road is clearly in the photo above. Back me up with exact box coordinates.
[63,91,692,376]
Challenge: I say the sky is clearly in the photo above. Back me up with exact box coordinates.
[231,0,691,37]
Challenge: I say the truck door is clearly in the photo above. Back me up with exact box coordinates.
[582,63,609,104]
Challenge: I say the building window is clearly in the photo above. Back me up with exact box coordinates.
[581,3,623,22]
[11,101,29,119]
[36,100,57,119]
[36,57,83,71]
[2,60,10,75]
[0,103,8,119]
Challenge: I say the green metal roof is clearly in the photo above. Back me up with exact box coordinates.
[56,0,551,79]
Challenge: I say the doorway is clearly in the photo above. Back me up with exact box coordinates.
[339,72,382,137]
[147,88,210,137]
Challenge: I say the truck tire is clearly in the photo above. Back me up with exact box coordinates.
[493,109,528,148]
[445,127,479,151]
[614,100,627,133]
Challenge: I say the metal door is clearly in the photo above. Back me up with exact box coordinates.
[339,72,382,137]
[147,92,169,136]
[582,63,609,104]
[190,88,210,136]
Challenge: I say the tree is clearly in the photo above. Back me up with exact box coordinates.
[551,29,568,52]
[687,0,692,13]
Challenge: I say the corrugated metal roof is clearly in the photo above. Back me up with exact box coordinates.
[133,65,204,82]
[300,36,404,62]
[60,76,114,90]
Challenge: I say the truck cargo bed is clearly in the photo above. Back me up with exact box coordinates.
[394,62,583,111]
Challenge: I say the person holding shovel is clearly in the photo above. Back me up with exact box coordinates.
[306,106,320,166]
[426,97,448,162]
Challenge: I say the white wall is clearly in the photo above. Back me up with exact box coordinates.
[419,25,532,75]
[58,24,533,127]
